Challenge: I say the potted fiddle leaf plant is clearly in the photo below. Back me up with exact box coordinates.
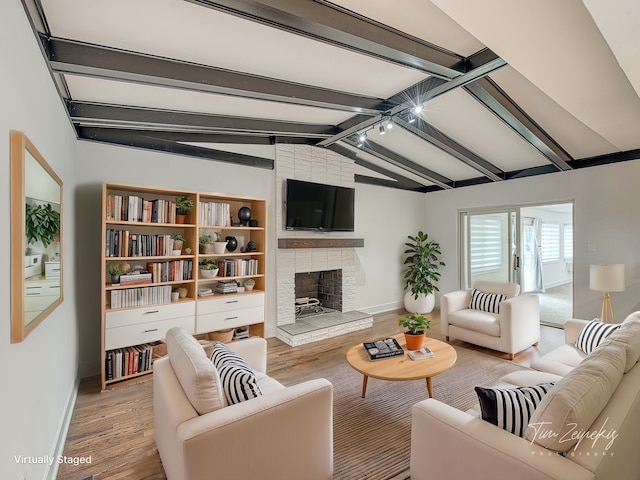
[403,231,445,314]
[398,314,431,350]
[175,196,193,224]
[25,202,60,248]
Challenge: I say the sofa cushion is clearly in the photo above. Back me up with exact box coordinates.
[166,327,225,415]
[607,319,640,372]
[574,320,620,354]
[210,342,262,405]
[474,383,555,437]
[469,288,507,314]
[448,309,500,337]
[526,341,626,452]
[530,344,587,376]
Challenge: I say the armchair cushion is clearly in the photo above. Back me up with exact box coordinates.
[448,309,500,337]
[469,289,507,314]
[474,383,555,437]
[166,327,225,415]
[574,320,620,354]
[210,342,262,405]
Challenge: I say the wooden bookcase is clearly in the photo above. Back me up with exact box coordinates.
[100,182,267,390]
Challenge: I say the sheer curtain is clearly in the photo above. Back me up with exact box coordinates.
[522,217,544,292]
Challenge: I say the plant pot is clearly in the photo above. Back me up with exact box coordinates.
[213,241,227,254]
[200,268,219,278]
[199,243,215,254]
[172,249,182,256]
[404,331,426,351]
[173,240,183,251]
[404,291,435,314]
[207,328,234,343]
[110,274,120,284]
[176,213,186,224]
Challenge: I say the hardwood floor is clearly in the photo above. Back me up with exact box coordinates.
[57,309,563,480]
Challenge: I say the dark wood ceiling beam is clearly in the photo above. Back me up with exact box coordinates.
[67,101,337,137]
[339,138,453,190]
[43,36,385,115]
[317,53,506,147]
[394,116,504,182]
[185,0,465,78]
[77,127,274,169]
[465,78,573,171]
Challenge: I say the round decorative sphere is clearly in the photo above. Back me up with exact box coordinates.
[247,241,257,251]
[225,236,238,252]
[248,219,258,227]
[238,207,252,222]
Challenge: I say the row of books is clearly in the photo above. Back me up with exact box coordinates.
[109,285,173,309]
[106,229,183,257]
[199,201,231,227]
[105,343,156,380]
[146,260,193,283]
[106,194,177,224]
[217,258,259,277]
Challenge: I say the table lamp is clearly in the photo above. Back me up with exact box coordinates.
[590,264,625,323]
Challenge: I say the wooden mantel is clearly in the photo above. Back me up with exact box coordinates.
[278,238,364,249]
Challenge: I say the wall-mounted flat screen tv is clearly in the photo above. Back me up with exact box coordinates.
[285,179,355,232]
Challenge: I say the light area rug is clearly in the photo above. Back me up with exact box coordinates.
[274,346,526,480]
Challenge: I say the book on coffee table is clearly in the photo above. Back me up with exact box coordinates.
[408,347,435,361]
[363,338,404,361]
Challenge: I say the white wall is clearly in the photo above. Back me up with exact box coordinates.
[1,2,78,479]
[424,161,640,321]
[354,184,428,313]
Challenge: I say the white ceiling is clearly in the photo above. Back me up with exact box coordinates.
[26,0,640,192]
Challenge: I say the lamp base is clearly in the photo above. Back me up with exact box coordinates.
[600,292,615,324]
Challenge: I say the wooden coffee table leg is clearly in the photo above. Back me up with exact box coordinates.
[426,377,433,398]
[361,375,369,398]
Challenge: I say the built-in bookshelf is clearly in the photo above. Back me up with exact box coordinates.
[101,182,267,390]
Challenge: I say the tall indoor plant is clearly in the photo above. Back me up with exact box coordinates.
[403,231,444,314]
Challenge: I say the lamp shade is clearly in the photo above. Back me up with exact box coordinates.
[590,264,625,292]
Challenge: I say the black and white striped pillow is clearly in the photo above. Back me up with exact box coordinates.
[575,320,620,355]
[475,383,555,437]
[469,289,507,314]
[210,342,262,405]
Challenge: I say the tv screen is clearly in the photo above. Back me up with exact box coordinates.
[285,179,355,232]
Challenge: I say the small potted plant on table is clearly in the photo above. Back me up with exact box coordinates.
[398,314,431,350]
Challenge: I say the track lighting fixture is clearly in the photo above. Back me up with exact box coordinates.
[359,131,367,142]
[414,103,424,114]
[386,118,394,130]
[379,124,385,135]
[408,113,416,123]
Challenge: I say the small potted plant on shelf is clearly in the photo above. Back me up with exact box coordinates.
[171,234,185,255]
[107,262,129,284]
[398,314,431,350]
[199,259,219,278]
[212,231,227,254]
[199,234,215,254]
[244,278,256,291]
[175,196,194,224]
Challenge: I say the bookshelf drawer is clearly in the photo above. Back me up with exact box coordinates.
[105,315,194,350]
[196,306,263,333]
[197,292,264,315]
[106,301,195,329]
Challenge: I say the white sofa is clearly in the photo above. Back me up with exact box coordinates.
[441,280,540,359]
[153,327,333,480]
[410,314,640,480]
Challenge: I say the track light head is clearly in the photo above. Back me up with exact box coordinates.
[379,124,385,135]
[408,113,416,123]
[387,118,394,129]
[414,103,424,114]
[359,131,367,142]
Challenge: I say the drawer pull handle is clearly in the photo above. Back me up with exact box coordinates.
[26,293,40,296]
[144,310,159,315]
[224,316,239,321]
[225,300,239,304]
[143,328,158,333]
[26,286,42,290]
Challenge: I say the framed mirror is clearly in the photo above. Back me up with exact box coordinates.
[10,130,63,343]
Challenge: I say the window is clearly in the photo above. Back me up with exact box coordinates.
[541,223,560,262]
[470,216,503,273]
[563,224,573,261]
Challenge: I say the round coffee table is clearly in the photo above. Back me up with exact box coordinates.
[346,334,457,398]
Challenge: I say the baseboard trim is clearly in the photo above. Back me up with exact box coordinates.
[45,376,80,480]
[358,301,404,315]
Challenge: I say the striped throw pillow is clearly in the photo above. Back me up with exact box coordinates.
[210,342,262,405]
[475,383,555,437]
[469,289,507,314]
[575,320,620,355]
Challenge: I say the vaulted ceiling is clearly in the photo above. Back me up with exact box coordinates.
[22,0,640,192]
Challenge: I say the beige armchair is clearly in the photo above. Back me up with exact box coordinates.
[154,328,333,480]
[440,280,540,359]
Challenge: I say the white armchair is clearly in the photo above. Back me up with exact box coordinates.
[153,328,333,480]
[440,280,540,359]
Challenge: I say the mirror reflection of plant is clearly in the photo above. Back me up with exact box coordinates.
[25,203,60,248]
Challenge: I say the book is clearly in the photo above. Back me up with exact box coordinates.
[363,338,404,361]
[408,347,435,361]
